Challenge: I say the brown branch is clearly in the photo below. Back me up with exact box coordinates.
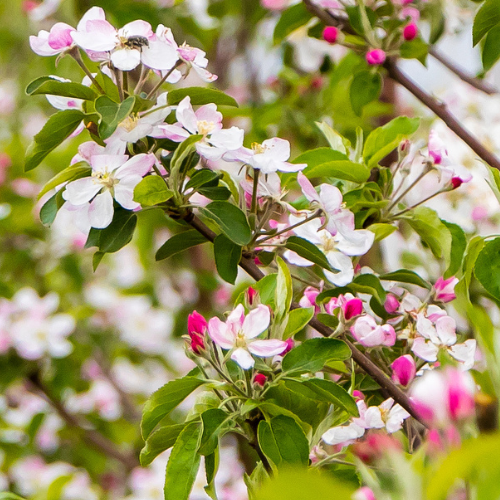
[27,373,139,471]
[429,47,497,96]
[302,0,500,172]
[186,214,424,424]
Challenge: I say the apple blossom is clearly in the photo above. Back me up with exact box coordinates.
[363,398,410,433]
[403,23,418,41]
[353,487,376,500]
[366,49,386,65]
[253,373,267,386]
[322,26,339,43]
[63,153,156,229]
[225,138,307,174]
[391,355,416,386]
[30,22,75,56]
[207,304,287,369]
[351,315,396,347]
[187,310,207,354]
[299,286,320,312]
[384,294,400,314]
[434,276,458,302]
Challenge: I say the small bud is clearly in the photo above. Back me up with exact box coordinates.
[403,22,418,41]
[343,298,363,320]
[187,310,207,354]
[282,338,294,355]
[451,177,463,189]
[353,390,365,401]
[247,286,258,306]
[366,49,386,65]
[322,26,339,44]
[384,294,400,314]
[434,276,458,303]
[353,487,376,500]
[253,373,267,387]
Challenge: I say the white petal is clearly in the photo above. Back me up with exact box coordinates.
[411,337,438,362]
[176,96,198,134]
[114,176,142,210]
[248,339,287,357]
[242,305,270,339]
[115,154,155,179]
[141,40,179,71]
[323,252,354,286]
[231,348,254,369]
[111,48,141,71]
[88,191,114,228]
[449,339,477,370]
[363,407,385,429]
[436,316,457,346]
[63,177,101,205]
[322,423,365,446]
[335,229,374,256]
[208,317,234,349]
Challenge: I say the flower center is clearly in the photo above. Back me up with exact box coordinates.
[92,170,117,190]
[321,235,336,252]
[235,332,247,348]
[252,142,267,154]
[197,120,215,136]
[119,115,139,132]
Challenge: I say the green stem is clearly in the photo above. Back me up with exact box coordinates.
[69,48,105,94]
[391,188,448,218]
[146,60,183,99]
[386,167,430,213]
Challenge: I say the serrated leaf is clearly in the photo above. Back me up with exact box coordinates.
[186,169,220,190]
[363,116,420,167]
[199,408,229,456]
[273,3,313,43]
[198,201,251,245]
[38,161,91,199]
[25,109,85,171]
[283,307,314,339]
[26,76,97,100]
[155,230,208,261]
[141,377,205,439]
[164,422,202,500]
[133,175,174,206]
[140,424,185,466]
[282,338,350,375]
[368,222,397,241]
[167,87,238,107]
[95,95,135,140]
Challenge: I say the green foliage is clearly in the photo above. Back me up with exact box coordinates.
[300,378,358,416]
[25,109,85,171]
[473,0,500,45]
[284,236,335,270]
[482,26,500,70]
[133,176,174,206]
[273,3,312,43]
[156,230,208,261]
[474,237,500,300]
[141,377,205,439]
[350,70,382,116]
[379,269,431,289]
[140,424,185,466]
[282,338,351,374]
[95,95,135,139]
[38,161,91,200]
[283,307,314,339]
[26,76,97,101]
[167,87,239,107]
[214,234,241,284]
[199,408,229,456]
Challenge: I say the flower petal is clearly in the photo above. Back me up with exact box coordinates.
[207,317,234,349]
[242,305,270,339]
[231,348,254,369]
[88,190,114,228]
[63,177,101,205]
[248,339,287,357]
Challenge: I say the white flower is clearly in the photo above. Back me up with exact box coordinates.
[63,153,155,228]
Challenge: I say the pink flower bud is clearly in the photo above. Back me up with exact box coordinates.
[253,373,267,386]
[282,338,295,355]
[391,355,416,386]
[188,311,207,354]
[343,298,363,320]
[351,315,396,347]
[428,130,447,165]
[353,390,365,400]
[451,177,463,189]
[366,49,386,65]
[384,294,400,314]
[261,0,288,10]
[322,26,339,44]
[403,22,418,41]
[353,487,376,500]
[299,286,320,313]
[352,433,402,464]
[247,287,257,306]
[434,276,458,303]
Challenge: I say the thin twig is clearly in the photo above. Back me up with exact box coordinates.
[146,60,183,100]
[186,213,425,425]
[27,372,139,470]
[429,47,497,95]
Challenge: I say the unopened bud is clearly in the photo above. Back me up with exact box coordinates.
[247,286,258,306]
[322,26,339,44]
[253,373,267,387]
[403,23,418,41]
[366,49,386,65]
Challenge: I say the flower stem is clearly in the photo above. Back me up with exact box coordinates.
[146,60,183,99]
[69,48,105,94]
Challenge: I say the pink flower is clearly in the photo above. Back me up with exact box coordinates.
[353,487,376,500]
[30,22,75,56]
[366,49,386,65]
[207,304,287,369]
[403,23,418,41]
[434,276,458,302]
[299,286,320,312]
[428,130,447,165]
[353,433,402,464]
[351,315,396,347]
[261,0,288,10]
[391,355,416,386]
[410,368,476,426]
[343,297,363,320]
[322,26,338,44]
[384,294,400,314]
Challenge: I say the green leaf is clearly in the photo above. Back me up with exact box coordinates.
[186,169,221,190]
[198,186,232,200]
[141,377,205,439]
[204,451,219,500]
[399,38,429,65]
[275,256,293,323]
[301,160,371,183]
[25,109,85,171]
[164,422,202,500]
[473,0,500,46]
[363,116,420,167]
[315,122,348,154]
[273,3,313,43]
[199,408,229,456]
[167,87,238,107]
[95,95,135,140]
[156,230,208,261]
[350,70,382,116]
[475,237,500,300]
[291,148,348,169]
[198,201,251,245]
[97,210,137,253]
[255,274,278,307]
[301,378,358,416]
[140,424,185,466]
[403,206,452,264]
[283,307,314,339]
[95,69,120,102]
[282,338,350,375]
[133,175,174,206]
[170,134,203,191]
[367,222,397,242]
[379,269,431,289]
[255,468,354,500]
[38,161,91,199]
[214,234,241,284]
[442,220,466,278]
[284,236,334,270]
[0,493,27,500]
[26,76,97,100]
[482,26,500,70]
[92,251,105,271]
[350,274,386,303]
[39,190,65,226]
[258,416,309,469]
